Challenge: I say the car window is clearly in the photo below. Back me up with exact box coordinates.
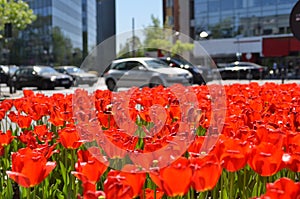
[144,59,169,69]
[112,62,127,70]
[56,68,65,73]
[19,68,28,75]
[66,67,84,73]
[125,61,143,70]
[27,68,34,75]
[35,67,59,75]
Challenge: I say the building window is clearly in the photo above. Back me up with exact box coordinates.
[166,0,173,7]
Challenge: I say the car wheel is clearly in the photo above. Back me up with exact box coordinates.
[65,85,71,89]
[149,78,164,88]
[106,79,117,91]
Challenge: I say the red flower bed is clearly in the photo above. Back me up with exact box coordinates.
[0,83,299,198]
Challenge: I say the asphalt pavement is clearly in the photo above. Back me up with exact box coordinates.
[1,78,300,100]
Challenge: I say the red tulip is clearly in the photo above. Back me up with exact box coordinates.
[190,154,222,192]
[150,157,192,197]
[72,147,108,183]
[33,125,53,142]
[58,124,83,149]
[219,136,249,172]
[6,147,56,188]
[0,130,15,146]
[248,141,284,176]
[257,177,300,199]
[104,171,134,199]
[104,165,146,198]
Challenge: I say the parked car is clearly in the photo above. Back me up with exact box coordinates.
[55,66,98,86]
[0,65,19,84]
[159,57,213,84]
[215,61,268,80]
[8,66,73,90]
[103,57,193,91]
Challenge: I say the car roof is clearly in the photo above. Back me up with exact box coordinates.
[55,65,78,68]
[112,57,160,63]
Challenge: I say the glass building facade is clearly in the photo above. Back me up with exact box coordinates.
[17,0,97,65]
[82,0,97,54]
[194,0,298,39]
[25,0,83,49]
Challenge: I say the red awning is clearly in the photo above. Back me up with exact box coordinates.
[262,37,300,57]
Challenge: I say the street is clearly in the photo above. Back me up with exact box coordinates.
[1,77,300,100]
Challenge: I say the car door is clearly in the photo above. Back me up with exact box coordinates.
[122,61,150,87]
[16,68,30,87]
[25,68,37,87]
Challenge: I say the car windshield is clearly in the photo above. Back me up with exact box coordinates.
[36,67,59,75]
[144,59,170,69]
[66,67,84,73]
[174,58,193,67]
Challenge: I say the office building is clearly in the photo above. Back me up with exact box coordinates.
[17,0,97,65]
[82,0,97,57]
[163,0,300,66]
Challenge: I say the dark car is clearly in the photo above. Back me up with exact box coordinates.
[159,57,212,84]
[8,66,73,90]
[55,66,98,86]
[0,65,19,84]
[216,61,267,80]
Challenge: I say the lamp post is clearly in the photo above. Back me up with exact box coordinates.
[235,34,242,61]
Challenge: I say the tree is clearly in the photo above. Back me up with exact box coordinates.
[0,0,36,39]
[52,27,73,66]
[117,35,143,58]
[143,15,194,57]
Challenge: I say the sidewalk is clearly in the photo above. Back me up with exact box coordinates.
[0,78,300,100]
[0,84,23,100]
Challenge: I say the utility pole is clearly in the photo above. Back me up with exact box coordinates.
[132,17,135,57]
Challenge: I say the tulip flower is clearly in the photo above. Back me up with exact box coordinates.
[104,165,146,198]
[6,147,56,188]
[248,141,284,176]
[58,124,83,149]
[72,147,108,183]
[150,157,192,197]
[190,154,222,192]
[0,130,15,146]
[255,177,300,199]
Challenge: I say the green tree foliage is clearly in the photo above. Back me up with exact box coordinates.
[0,0,36,38]
[117,35,144,58]
[143,15,194,57]
[117,15,194,58]
[52,27,73,66]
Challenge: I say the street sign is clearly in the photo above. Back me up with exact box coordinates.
[290,1,300,40]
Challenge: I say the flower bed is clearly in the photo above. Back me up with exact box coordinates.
[0,82,300,198]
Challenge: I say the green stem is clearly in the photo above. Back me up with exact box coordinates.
[26,187,31,199]
[243,168,247,199]
[220,172,223,199]
[71,149,76,196]
[229,172,234,199]
[33,186,36,199]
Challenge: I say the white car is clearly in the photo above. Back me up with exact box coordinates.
[103,57,193,91]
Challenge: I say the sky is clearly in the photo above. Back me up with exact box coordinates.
[116,0,163,34]
[115,0,163,51]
